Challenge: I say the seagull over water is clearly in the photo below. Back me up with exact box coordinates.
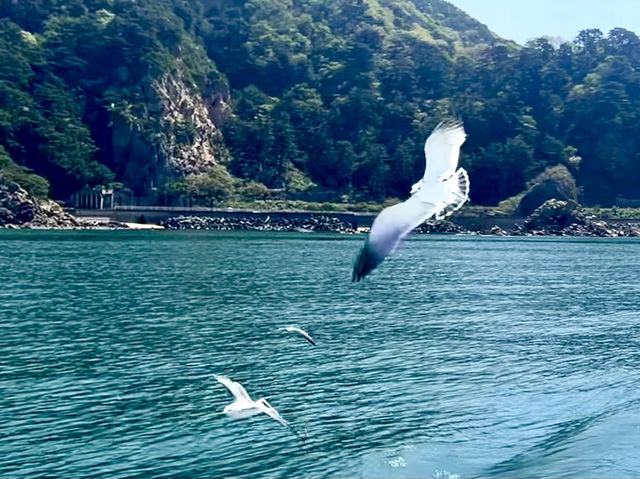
[279,326,316,346]
[352,121,469,282]
[215,375,288,428]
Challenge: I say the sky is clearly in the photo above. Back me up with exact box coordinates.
[448,0,640,44]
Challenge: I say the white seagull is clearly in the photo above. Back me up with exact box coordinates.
[215,375,288,427]
[279,326,316,346]
[352,120,469,281]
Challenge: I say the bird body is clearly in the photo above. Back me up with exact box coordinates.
[353,121,469,281]
[216,375,288,427]
[223,401,265,419]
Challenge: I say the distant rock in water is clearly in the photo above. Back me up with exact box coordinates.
[160,215,357,233]
[0,176,80,229]
[515,199,640,237]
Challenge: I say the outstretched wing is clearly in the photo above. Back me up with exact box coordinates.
[422,121,466,184]
[296,329,316,346]
[352,196,439,281]
[283,326,316,346]
[215,375,252,402]
[257,398,289,427]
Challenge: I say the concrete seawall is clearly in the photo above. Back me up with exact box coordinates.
[73,206,527,230]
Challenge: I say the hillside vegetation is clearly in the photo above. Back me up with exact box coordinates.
[1,0,639,206]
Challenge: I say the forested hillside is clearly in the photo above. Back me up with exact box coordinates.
[1,0,639,206]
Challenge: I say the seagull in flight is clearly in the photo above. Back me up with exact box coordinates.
[352,121,469,282]
[279,326,316,346]
[215,375,288,427]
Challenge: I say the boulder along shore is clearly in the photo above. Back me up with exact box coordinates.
[0,176,124,230]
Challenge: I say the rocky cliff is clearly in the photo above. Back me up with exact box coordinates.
[109,64,231,195]
[0,176,79,228]
[514,199,640,237]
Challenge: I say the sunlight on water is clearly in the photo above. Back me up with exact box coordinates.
[1,231,640,478]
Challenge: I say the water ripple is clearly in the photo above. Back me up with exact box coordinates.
[1,232,639,478]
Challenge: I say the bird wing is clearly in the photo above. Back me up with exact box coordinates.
[257,398,288,427]
[369,196,439,257]
[422,121,466,184]
[215,375,252,402]
[295,328,316,346]
[281,327,316,346]
[352,196,439,281]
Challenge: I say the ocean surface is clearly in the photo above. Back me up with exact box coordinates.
[1,230,640,478]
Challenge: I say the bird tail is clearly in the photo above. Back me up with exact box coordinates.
[436,168,470,219]
[454,167,470,206]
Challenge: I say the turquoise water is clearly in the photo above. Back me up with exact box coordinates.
[1,230,640,478]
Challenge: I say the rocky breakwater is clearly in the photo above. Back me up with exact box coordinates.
[160,215,357,233]
[512,199,640,237]
[416,219,468,234]
[0,176,80,229]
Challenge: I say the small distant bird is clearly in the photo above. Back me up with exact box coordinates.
[215,375,288,427]
[279,326,316,346]
[352,121,469,281]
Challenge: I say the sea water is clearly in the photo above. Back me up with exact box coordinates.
[1,231,639,478]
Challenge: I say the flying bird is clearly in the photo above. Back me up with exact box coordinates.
[279,326,316,346]
[215,375,288,428]
[352,121,469,282]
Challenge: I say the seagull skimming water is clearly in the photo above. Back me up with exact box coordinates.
[352,121,469,281]
[215,375,288,427]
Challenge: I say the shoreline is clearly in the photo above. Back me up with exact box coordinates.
[2,197,639,237]
[3,213,639,238]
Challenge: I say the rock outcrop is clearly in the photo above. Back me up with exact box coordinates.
[514,165,579,216]
[0,176,80,228]
[109,63,231,194]
[485,225,508,236]
[514,199,640,237]
[523,198,584,232]
[415,220,468,234]
[151,66,230,176]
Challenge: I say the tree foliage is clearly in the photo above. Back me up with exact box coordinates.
[0,144,50,198]
[165,165,235,204]
[200,1,640,205]
[1,0,640,206]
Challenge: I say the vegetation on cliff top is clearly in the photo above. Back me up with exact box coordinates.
[1,0,640,207]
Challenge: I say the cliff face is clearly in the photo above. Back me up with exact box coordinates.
[152,66,230,178]
[0,176,79,228]
[110,66,231,195]
[0,1,236,200]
